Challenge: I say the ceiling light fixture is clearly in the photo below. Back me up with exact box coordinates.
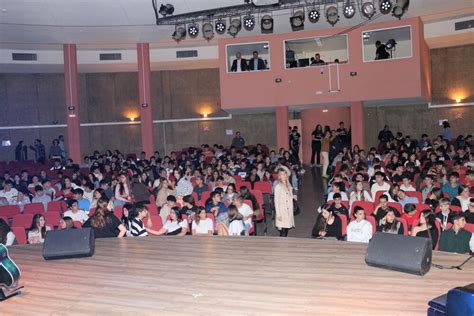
[202,22,214,41]
[361,1,376,19]
[215,19,226,35]
[243,14,255,31]
[343,2,356,19]
[159,3,174,17]
[379,0,392,14]
[326,5,339,27]
[261,14,274,33]
[228,17,242,37]
[188,23,199,38]
[172,25,186,42]
[392,0,409,19]
[290,10,305,31]
[308,8,320,23]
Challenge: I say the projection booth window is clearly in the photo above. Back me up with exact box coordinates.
[362,25,412,62]
[226,42,270,73]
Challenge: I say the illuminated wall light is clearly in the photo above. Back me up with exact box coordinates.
[455,98,462,103]
[322,109,329,113]
[203,114,208,118]
[130,117,135,121]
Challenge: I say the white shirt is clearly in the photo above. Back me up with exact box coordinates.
[5,231,16,246]
[327,191,349,202]
[456,196,470,212]
[163,220,187,234]
[349,191,373,206]
[399,184,416,192]
[228,220,245,236]
[347,220,373,243]
[192,218,214,234]
[63,210,89,224]
[0,188,18,204]
[237,204,253,228]
[371,182,391,199]
[236,59,242,72]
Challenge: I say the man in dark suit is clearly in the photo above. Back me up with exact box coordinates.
[248,51,266,71]
[230,52,248,72]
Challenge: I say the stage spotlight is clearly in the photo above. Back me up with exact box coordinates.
[385,38,397,50]
[290,10,305,31]
[361,1,376,19]
[159,4,174,16]
[202,22,214,41]
[243,14,255,31]
[379,0,392,14]
[215,19,226,35]
[343,2,356,19]
[228,17,241,37]
[188,23,199,38]
[308,8,320,23]
[392,0,409,19]
[261,14,273,33]
[326,5,339,27]
[171,26,186,42]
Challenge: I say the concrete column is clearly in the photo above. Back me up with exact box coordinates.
[350,101,365,149]
[275,106,289,150]
[63,44,81,163]
[137,43,154,157]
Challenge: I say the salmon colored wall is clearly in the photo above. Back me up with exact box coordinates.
[219,17,425,110]
[419,21,432,100]
[300,106,351,165]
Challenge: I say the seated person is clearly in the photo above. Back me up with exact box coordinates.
[0,218,16,246]
[451,185,470,212]
[233,194,254,233]
[399,174,416,192]
[230,52,248,72]
[72,188,90,212]
[160,195,177,223]
[347,206,373,243]
[349,181,372,207]
[192,176,209,201]
[327,182,349,201]
[59,216,75,230]
[371,171,391,199]
[248,51,265,71]
[205,191,228,235]
[146,207,187,236]
[130,204,150,237]
[376,207,404,235]
[311,204,342,240]
[436,198,458,231]
[442,172,461,200]
[401,203,420,232]
[467,198,474,224]
[227,205,245,236]
[192,207,214,236]
[425,187,443,209]
[42,179,56,199]
[10,189,31,213]
[397,190,419,208]
[330,193,349,219]
[421,175,436,201]
[63,199,89,224]
[438,213,474,254]
[411,210,439,249]
[32,185,52,210]
[28,214,51,244]
[372,194,391,222]
[83,198,126,238]
[0,180,18,205]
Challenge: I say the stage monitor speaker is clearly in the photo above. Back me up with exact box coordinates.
[365,232,432,276]
[43,228,95,260]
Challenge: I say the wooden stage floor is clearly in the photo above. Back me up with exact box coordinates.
[3,236,473,315]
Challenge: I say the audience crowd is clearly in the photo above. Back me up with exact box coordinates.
[1,126,473,256]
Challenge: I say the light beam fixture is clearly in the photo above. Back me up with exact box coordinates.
[159,4,174,16]
[379,0,392,14]
[215,19,226,34]
[261,14,273,33]
[343,2,356,19]
[171,25,186,42]
[308,8,320,23]
[243,14,255,31]
[361,1,376,19]
[202,22,214,40]
[290,9,305,31]
[326,5,339,26]
[228,17,242,37]
[392,0,409,19]
[188,23,199,38]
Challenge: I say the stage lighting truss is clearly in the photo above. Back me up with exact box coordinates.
[243,14,255,31]
[228,17,242,37]
[392,0,409,19]
[361,1,376,19]
[308,8,320,23]
[379,0,392,14]
[343,2,356,19]
[172,25,186,42]
[215,19,226,34]
[326,5,339,27]
[261,14,274,33]
[202,22,214,41]
[290,9,305,31]
[188,23,199,38]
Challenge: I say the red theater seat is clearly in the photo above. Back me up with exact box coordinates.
[11,227,27,245]
[43,211,61,228]
[23,203,45,215]
[12,214,34,229]
[0,205,21,218]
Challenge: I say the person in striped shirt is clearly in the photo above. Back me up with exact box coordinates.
[130,205,149,237]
